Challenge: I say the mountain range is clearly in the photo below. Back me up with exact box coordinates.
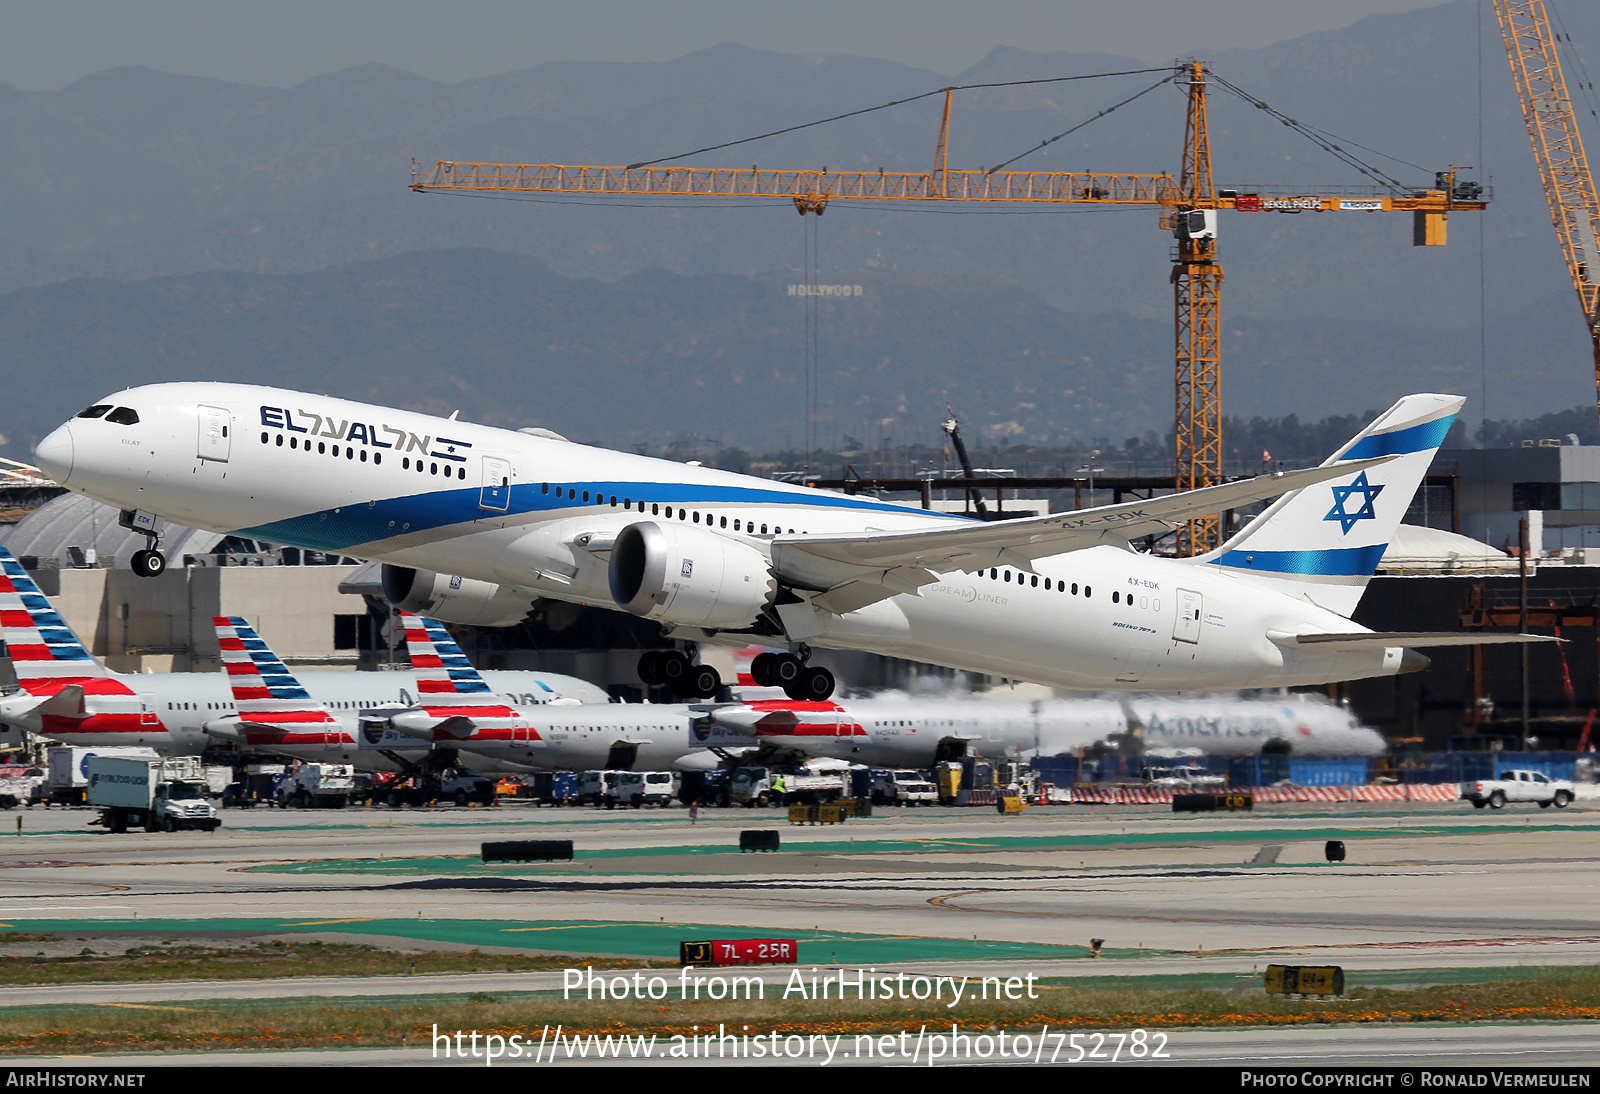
[0,0,1596,458]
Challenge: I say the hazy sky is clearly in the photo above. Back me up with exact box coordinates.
[0,0,1457,89]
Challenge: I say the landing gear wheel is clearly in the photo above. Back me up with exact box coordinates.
[785,666,835,702]
[658,651,690,689]
[770,654,803,688]
[683,664,721,700]
[131,548,167,578]
[750,652,777,687]
[638,650,664,686]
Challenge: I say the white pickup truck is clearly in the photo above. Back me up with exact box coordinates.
[1460,769,1575,810]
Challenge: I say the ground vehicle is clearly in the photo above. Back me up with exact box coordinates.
[731,765,847,807]
[1143,763,1227,789]
[275,764,355,808]
[362,765,495,807]
[579,770,647,808]
[640,771,678,806]
[44,746,158,806]
[87,756,220,832]
[869,769,938,806]
[515,771,579,805]
[1460,770,1574,810]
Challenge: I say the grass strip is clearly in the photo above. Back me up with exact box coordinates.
[0,939,642,986]
[5,967,1599,1056]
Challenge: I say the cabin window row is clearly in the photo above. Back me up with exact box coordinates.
[988,568,1089,597]
[256,431,482,480]
[537,483,797,535]
[260,431,396,467]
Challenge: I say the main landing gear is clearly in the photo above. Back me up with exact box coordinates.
[749,651,835,702]
[638,650,722,700]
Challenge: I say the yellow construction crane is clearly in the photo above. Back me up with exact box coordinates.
[413,62,1485,553]
[1496,0,1600,421]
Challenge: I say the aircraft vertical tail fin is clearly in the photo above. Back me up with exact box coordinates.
[1200,394,1464,617]
[213,616,337,731]
[400,611,493,696]
[0,545,111,684]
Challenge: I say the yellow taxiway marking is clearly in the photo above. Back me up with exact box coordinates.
[281,918,379,926]
[94,1003,201,1012]
[500,924,632,933]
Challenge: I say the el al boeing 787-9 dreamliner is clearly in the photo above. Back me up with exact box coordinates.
[31,385,1545,701]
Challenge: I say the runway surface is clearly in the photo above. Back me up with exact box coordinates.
[3,798,1598,1066]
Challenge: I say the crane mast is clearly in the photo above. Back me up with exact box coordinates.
[1496,0,1600,418]
[1172,62,1223,555]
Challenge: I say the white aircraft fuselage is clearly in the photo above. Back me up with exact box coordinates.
[17,669,607,761]
[35,383,1451,693]
[446,692,1382,773]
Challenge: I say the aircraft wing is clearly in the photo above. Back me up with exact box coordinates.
[774,457,1392,614]
[1273,632,1560,649]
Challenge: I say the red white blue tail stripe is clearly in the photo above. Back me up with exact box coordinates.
[389,611,539,744]
[0,546,111,684]
[403,613,494,696]
[0,544,153,741]
[214,615,345,742]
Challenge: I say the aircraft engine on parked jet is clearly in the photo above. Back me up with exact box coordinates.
[380,566,536,628]
[609,521,776,630]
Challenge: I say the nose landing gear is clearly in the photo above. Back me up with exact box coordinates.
[121,509,167,578]
[130,546,166,578]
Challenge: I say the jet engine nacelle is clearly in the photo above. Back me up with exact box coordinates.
[380,566,536,628]
[609,521,775,630]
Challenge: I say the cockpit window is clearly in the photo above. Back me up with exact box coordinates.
[105,407,140,425]
[75,405,111,419]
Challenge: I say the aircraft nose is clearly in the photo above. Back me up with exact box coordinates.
[33,423,74,485]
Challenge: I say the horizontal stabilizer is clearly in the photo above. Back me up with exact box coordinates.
[387,711,478,740]
[37,684,86,718]
[1272,631,1558,650]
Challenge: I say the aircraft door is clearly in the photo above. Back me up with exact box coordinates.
[606,741,639,771]
[1174,588,1203,644]
[480,456,512,512]
[197,405,232,462]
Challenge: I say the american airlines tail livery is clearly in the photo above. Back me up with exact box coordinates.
[0,544,606,756]
[33,385,1546,699]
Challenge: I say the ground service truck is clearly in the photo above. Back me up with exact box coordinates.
[87,756,221,833]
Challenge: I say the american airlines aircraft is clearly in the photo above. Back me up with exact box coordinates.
[0,546,607,756]
[419,691,1383,773]
[32,385,1544,701]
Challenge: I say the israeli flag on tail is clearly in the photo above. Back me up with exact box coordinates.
[1200,394,1463,618]
[401,611,495,698]
[213,615,340,734]
[0,545,111,683]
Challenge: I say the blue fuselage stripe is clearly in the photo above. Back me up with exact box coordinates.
[231,479,959,554]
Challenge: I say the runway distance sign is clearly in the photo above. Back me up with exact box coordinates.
[680,939,798,966]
